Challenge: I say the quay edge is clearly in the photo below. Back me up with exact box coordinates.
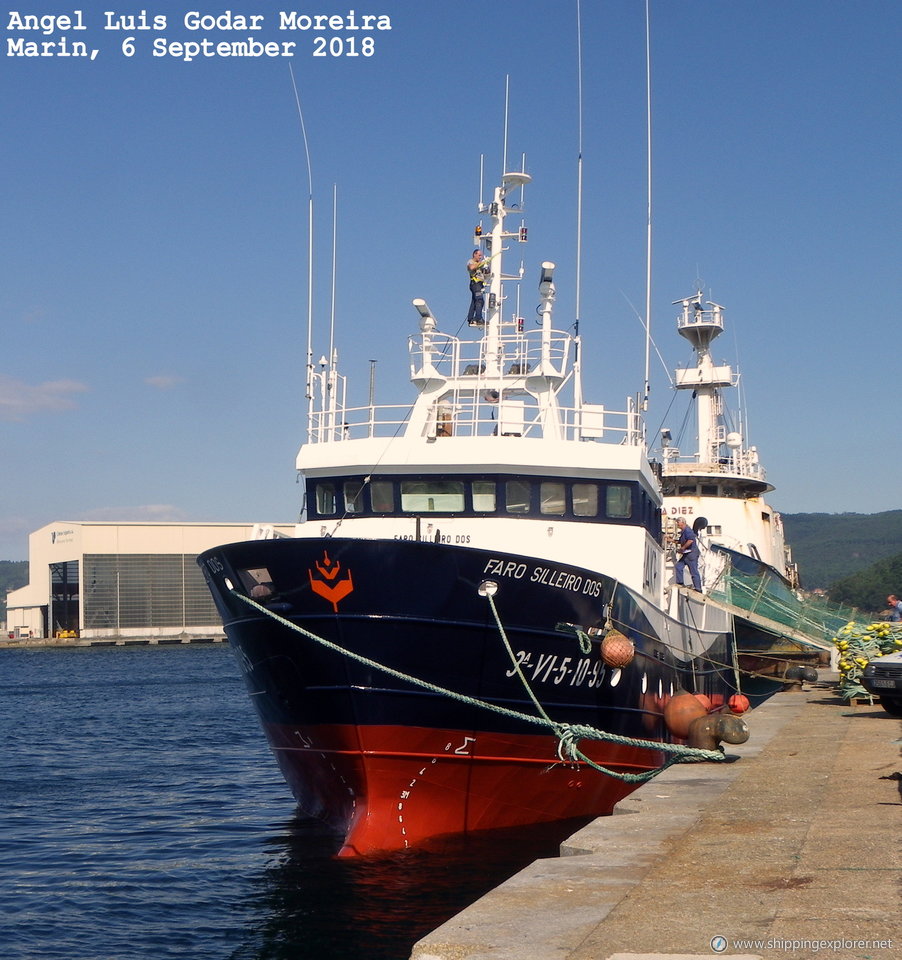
[411,678,901,960]
[0,634,226,650]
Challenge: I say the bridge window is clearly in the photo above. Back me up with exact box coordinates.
[315,482,337,515]
[505,479,531,514]
[606,483,633,519]
[344,481,365,514]
[540,481,566,515]
[370,481,395,513]
[472,480,496,512]
[401,480,466,513]
[572,483,599,517]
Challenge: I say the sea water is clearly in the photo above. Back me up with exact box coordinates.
[0,644,561,960]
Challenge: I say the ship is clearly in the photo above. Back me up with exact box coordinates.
[657,293,836,699]
[198,167,752,857]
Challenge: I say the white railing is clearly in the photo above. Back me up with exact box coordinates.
[661,451,767,481]
[305,327,645,446]
[408,328,572,383]
[306,397,644,445]
[676,303,724,333]
[307,403,413,442]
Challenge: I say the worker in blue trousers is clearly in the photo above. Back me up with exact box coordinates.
[675,517,702,591]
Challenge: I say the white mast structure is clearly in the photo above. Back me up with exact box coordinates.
[669,293,739,471]
[660,292,792,579]
[403,166,614,446]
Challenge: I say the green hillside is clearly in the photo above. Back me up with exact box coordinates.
[826,551,902,611]
[1,560,29,622]
[782,510,902,590]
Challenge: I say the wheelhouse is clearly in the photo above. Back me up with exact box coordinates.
[306,473,663,539]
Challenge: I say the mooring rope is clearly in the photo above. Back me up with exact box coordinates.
[482,592,721,781]
[230,589,730,783]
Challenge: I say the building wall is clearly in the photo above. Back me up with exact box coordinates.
[5,521,294,640]
[82,553,216,634]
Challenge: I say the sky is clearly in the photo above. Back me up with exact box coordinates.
[2,0,900,560]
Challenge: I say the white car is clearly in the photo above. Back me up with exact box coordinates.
[860,649,902,717]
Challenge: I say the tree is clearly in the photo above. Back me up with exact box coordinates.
[827,552,902,613]
[0,560,29,622]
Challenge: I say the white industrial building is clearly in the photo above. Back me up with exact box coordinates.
[5,521,293,642]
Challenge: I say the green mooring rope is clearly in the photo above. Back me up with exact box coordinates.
[481,592,724,781]
[231,589,728,783]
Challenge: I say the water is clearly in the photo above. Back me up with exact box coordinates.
[0,644,564,960]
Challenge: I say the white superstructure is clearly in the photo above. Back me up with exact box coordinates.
[292,169,669,603]
[659,293,794,585]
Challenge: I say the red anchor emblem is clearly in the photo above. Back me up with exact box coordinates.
[308,550,354,611]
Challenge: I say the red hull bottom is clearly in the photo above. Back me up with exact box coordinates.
[265,722,665,856]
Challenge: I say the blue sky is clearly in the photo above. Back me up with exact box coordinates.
[2,1,900,560]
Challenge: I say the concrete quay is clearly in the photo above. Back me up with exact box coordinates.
[0,634,226,650]
[412,682,901,960]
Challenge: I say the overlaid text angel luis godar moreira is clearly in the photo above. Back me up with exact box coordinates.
[5,10,394,61]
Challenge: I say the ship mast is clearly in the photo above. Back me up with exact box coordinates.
[671,292,733,468]
[482,170,530,373]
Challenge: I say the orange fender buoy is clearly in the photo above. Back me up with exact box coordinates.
[728,693,750,714]
[693,693,713,712]
[663,690,709,739]
[600,630,635,668]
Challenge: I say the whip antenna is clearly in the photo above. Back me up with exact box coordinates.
[502,74,510,177]
[642,0,653,411]
[571,0,586,409]
[289,64,316,419]
[575,0,584,334]
[329,183,337,369]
